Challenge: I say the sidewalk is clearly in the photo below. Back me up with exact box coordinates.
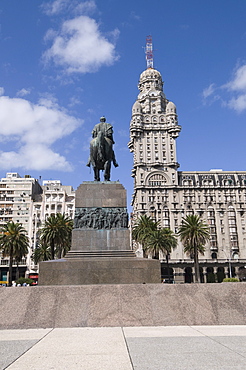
[1,326,246,369]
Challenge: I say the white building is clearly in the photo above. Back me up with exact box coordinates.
[0,173,42,282]
[30,180,75,275]
[0,173,75,283]
[129,64,246,283]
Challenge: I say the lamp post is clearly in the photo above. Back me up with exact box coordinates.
[222,249,232,278]
[228,253,232,278]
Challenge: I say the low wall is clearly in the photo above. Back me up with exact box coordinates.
[0,283,245,329]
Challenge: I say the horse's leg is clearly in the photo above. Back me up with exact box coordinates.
[104,160,111,181]
[94,167,100,181]
[111,149,118,167]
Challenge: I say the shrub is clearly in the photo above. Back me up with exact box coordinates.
[15,277,34,286]
[222,277,240,283]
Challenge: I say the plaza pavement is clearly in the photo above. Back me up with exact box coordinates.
[1,325,246,370]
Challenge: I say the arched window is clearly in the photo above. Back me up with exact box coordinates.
[183,179,193,186]
[148,174,167,187]
[223,178,233,186]
[202,179,213,186]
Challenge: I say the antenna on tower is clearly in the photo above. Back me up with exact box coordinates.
[145,35,153,69]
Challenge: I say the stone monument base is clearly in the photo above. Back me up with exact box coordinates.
[39,181,161,285]
[39,257,161,285]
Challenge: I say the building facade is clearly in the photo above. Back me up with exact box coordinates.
[0,173,42,283]
[0,173,75,284]
[128,66,246,283]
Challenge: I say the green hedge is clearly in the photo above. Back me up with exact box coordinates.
[15,277,34,285]
[222,277,240,282]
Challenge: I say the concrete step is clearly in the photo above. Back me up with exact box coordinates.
[65,250,136,258]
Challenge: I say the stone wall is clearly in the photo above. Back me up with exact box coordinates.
[0,283,246,329]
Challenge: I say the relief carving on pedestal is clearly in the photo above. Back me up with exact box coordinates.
[74,207,128,230]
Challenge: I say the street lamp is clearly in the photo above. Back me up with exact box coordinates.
[228,253,232,278]
[221,249,233,278]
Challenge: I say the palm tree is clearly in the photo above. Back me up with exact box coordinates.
[132,215,158,257]
[32,242,52,264]
[15,240,29,281]
[146,228,178,282]
[178,214,210,283]
[145,228,177,259]
[0,222,29,286]
[40,213,73,260]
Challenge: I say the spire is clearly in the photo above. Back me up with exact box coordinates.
[145,35,153,69]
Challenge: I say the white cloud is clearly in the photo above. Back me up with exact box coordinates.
[74,1,97,15]
[41,0,69,16]
[43,15,119,74]
[224,64,246,113]
[202,64,246,113]
[202,83,216,99]
[68,96,81,107]
[42,0,96,16]
[228,94,246,113]
[0,87,4,96]
[16,88,31,97]
[226,64,246,91]
[130,11,141,21]
[0,95,82,171]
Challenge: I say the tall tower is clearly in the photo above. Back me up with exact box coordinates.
[128,36,181,221]
[128,38,246,282]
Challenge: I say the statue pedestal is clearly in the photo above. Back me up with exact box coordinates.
[39,182,161,285]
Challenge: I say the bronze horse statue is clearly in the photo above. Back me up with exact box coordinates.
[87,117,118,181]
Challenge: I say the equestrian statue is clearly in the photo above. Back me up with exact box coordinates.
[87,117,118,181]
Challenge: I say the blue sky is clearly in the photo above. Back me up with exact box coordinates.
[0,0,246,210]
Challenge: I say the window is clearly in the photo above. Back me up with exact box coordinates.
[148,174,167,187]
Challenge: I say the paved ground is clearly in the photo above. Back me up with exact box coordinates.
[1,326,246,369]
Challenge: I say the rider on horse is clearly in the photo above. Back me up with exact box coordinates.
[92,117,115,144]
[87,117,118,181]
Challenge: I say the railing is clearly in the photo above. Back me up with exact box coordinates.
[0,258,27,266]
[160,258,246,264]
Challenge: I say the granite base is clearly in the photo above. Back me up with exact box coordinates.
[38,257,161,285]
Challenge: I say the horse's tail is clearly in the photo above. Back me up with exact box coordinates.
[97,131,104,161]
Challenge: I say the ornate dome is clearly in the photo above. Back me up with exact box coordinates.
[138,68,163,93]
[166,101,177,114]
[139,68,162,83]
[132,101,142,115]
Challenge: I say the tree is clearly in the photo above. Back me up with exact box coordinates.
[40,213,73,260]
[15,239,29,281]
[145,228,177,282]
[145,228,177,259]
[0,222,29,286]
[132,215,158,257]
[178,214,210,283]
[32,241,52,264]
